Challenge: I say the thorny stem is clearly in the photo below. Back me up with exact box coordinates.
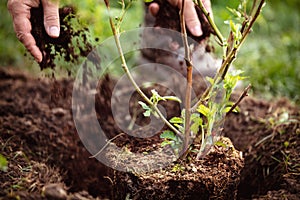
[103,0,183,139]
[180,0,193,158]
[191,0,265,112]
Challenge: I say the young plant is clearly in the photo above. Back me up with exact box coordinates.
[104,0,265,160]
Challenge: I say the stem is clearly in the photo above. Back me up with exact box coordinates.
[191,0,265,112]
[196,0,225,45]
[226,84,251,115]
[180,0,193,157]
[104,0,183,139]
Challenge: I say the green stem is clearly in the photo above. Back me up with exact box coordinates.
[196,0,225,45]
[104,0,183,139]
[191,0,265,112]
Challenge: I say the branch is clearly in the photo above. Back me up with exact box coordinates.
[104,0,183,139]
[180,0,193,157]
[191,0,265,112]
[226,84,251,115]
[196,0,225,45]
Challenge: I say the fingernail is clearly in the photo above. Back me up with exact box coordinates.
[49,26,60,37]
[191,26,202,37]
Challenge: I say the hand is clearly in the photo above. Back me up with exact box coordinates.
[7,0,60,63]
[149,0,212,37]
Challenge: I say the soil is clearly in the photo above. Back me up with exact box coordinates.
[30,6,96,71]
[1,67,299,200]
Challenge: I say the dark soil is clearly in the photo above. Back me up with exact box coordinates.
[113,136,244,200]
[146,0,213,43]
[224,97,300,199]
[30,6,95,71]
[0,67,299,200]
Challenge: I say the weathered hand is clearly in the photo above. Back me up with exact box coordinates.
[149,0,212,37]
[7,0,60,63]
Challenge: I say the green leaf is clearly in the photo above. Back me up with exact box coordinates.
[0,154,8,172]
[163,96,182,103]
[197,104,210,117]
[160,130,176,140]
[206,77,215,85]
[226,7,242,18]
[138,101,149,110]
[143,110,151,117]
[161,140,172,147]
[215,141,227,148]
[191,113,200,121]
[190,117,202,135]
[144,0,154,2]
[174,124,184,132]
[169,117,183,124]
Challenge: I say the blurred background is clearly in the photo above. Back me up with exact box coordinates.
[0,0,299,104]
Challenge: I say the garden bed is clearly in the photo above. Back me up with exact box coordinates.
[0,67,299,199]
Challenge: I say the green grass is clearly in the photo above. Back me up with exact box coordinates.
[0,0,299,103]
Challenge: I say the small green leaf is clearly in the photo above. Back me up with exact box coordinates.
[197,104,210,117]
[163,96,182,103]
[144,0,154,2]
[190,117,202,135]
[161,140,172,147]
[169,117,183,124]
[191,113,200,121]
[206,77,214,85]
[215,141,227,148]
[143,110,151,117]
[0,154,8,172]
[174,124,184,132]
[160,130,176,140]
[138,101,149,110]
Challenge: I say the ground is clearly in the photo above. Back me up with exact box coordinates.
[0,67,299,200]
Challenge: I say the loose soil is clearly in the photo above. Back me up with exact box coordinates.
[0,67,299,199]
[30,5,96,71]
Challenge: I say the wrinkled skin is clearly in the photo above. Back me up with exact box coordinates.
[7,0,60,63]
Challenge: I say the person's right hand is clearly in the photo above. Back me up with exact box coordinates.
[7,0,60,63]
[149,0,212,37]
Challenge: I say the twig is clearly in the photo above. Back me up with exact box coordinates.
[226,84,251,115]
[180,0,193,158]
[90,133,125,158]
[191,0,265,112]
[103,0,183,139]
[196,0,225,45]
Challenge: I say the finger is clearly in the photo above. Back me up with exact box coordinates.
[41,0,60,38]
[149,3,159,16]
[181,0,202,36]
[7,0,43,62]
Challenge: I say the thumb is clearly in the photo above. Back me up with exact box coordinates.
[42,0,60,38]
